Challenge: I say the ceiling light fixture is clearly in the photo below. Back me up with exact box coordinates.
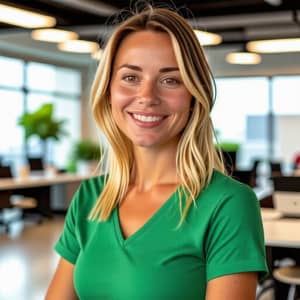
[58,40,99,53]
[264,0,282,6]
[194,30,222,46]
[0,4,56,28]
[226,52,262,65]
[247,38,300,53]
[31,29,78,43]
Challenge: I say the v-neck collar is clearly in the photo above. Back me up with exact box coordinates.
[113,188,178,247]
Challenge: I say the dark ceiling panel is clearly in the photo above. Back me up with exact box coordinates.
[0,0,299,45]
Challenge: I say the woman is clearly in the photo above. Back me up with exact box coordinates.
[46,6,268,300]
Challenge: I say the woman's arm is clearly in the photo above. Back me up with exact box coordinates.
[205,272,257,300]
[45,257,78,300]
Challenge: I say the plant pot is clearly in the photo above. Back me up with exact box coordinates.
[77,160,99,175]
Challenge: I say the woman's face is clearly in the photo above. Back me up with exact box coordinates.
[110,30,192,150]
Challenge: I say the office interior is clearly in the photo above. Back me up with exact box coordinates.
[0,1,300,299]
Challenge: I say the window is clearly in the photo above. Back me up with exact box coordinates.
[272,76,300,168]
[211,77,269,168]
[0,56,23,88]
[0,57,81,170]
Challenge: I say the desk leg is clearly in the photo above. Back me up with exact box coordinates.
[36,186,52,218]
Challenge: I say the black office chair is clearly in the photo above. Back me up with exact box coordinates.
[232,170,255,187]
[250,159,261,187]
[27,157,44,171]
[270,161,283,178]
[0,165,41,233]
[272,176,300,192]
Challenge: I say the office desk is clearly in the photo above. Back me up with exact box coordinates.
[261,208,300,248]
[261,208,300,299]
[0,172,93,216]
[0,172,92,190]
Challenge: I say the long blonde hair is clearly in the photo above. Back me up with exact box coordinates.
[89,6,225,225]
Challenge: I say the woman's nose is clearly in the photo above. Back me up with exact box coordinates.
[137,80,160,105]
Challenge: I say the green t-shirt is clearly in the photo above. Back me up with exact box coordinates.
[55,170,268,300]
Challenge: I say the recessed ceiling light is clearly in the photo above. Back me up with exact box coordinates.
[247,38,300,53]
[0,3,56,28]
[226,52,262,64]
[194,30,222,46]
[31,29,78,43]
[58,40,99,53]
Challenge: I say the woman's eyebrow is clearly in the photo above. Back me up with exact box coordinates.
[117,64,179,73]
[159,67,179,73]
[117,64,142,71]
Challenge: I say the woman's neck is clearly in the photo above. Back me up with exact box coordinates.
[130,145,179,191]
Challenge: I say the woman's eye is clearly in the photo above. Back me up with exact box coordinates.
[122,75,138,82]
[161,78,180,85]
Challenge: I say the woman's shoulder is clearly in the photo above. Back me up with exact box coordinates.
[78,174,107,195]
[196,169,258,211]
[71,174,107,212]
[208,169,255,197]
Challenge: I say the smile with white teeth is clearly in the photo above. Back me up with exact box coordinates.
[132,114,164,123]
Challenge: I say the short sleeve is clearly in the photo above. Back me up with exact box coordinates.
[205,184,268,281]
[54,188,81,264]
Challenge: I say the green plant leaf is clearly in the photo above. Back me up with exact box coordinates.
[18,103,68,141]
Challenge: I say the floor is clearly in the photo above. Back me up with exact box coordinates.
[0,212,64,300]
[0,212,276,300]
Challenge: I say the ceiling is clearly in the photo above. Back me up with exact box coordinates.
[0,0,299,47]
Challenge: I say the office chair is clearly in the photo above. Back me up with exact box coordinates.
[0,165,40,233]
[250,159,260,187]
[232,170,255,187]
[273,266,300,300]
[272,176,300,192]
[270,161,283,178]
[27,157,44,171]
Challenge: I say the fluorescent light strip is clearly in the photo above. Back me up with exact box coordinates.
[194,30,222,46]
[31,29,78,43]
[226,52,262,65]
[0,4,56,28]
[58,40,99,53]
[247,38,300,53]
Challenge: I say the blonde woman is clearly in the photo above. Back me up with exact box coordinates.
[46,6,268,300]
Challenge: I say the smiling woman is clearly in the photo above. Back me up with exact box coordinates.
[110,30,192,149]
[46,5,268,300]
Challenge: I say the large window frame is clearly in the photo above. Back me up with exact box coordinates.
[212,74,300,171]
[0,56,82,171]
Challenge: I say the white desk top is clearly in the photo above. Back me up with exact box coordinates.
[261,208,300,248]
[0,172,93,190]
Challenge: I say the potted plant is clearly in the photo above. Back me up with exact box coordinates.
[71,139,103,174]
[18,103,67,165]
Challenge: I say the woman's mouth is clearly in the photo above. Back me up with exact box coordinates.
[128,112,167,127]
[132,113,164,123]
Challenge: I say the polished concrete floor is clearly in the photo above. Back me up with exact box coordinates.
[0,213,64,300]
[0,212,275,300]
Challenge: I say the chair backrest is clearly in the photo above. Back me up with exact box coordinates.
[0,166,13,208]
[0,165,12,178]
[232,170,255,187]
[272,176,300,192]
[28,157,44,171]
[270,161,283,177]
